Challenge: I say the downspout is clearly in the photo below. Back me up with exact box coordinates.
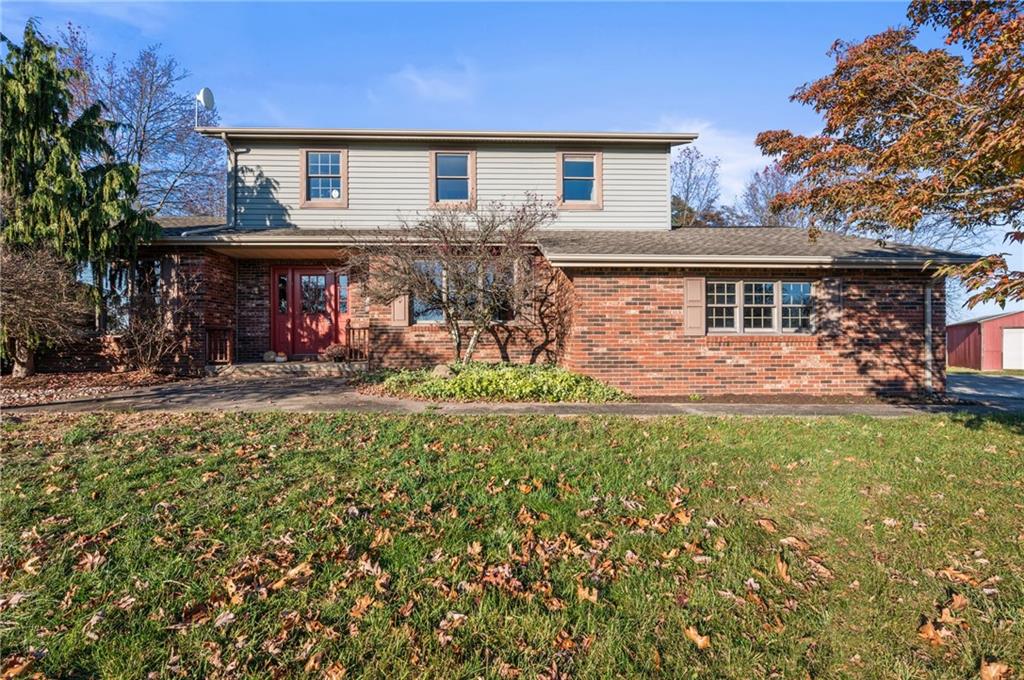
[924,282,934,394]
[221,133,251,228]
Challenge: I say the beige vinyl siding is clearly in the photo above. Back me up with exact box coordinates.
[234,142,670,230]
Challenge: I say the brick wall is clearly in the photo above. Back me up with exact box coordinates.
[231,256,567,366]
[562,267,946,397]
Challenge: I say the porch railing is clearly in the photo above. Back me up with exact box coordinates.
[206,326,233,364]
[343,320,370,362]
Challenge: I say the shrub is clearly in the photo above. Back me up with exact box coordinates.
[372,362,630,403]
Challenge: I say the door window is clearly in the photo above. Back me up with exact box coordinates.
[300,275,327,314]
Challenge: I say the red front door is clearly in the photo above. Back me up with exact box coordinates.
[272,267,348,358]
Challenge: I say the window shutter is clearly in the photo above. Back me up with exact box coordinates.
[683,277,706,336]
[390,294,410,327]
[815,277,843,335]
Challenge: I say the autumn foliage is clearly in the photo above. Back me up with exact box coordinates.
[756,1,1024,306]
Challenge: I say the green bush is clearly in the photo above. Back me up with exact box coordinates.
[373,362,631,403]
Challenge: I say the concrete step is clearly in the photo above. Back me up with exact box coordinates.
[206,361,369,379]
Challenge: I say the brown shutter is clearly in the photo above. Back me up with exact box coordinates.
[815,277,843,335]
[390,294,410,327]
[683,277,706,336]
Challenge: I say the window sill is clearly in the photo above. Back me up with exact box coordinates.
[299,199,347,209]
[557,202,603,211]
[705,333,817,343]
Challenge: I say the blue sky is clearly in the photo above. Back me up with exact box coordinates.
[4,1,1020,317]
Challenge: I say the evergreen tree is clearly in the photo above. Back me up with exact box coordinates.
[1,20,155,373]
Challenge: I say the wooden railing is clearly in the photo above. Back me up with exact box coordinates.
[344,320,370,362]
[206,326,233,364]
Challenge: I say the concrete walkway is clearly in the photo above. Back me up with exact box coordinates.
[7,375,1022,417]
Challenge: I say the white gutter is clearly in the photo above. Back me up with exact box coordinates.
[542,253,975,269]
[198,127,698,145]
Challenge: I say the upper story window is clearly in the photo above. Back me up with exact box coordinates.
[706,280,813,333]
[430,151,476,206]
[300,149,347,208]
[557,151,603,210]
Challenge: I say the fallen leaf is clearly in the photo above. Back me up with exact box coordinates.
[755,518,778,534]
[270,561,313,591]
[948,593,970,612]
[684,625,710,650]
[917,616,953,647]
[350,595,376,620]
[323,664,348,680]
[780,536,810,551]
[775,553,791,583]
[213,610,235,628]
[980,659,1012,680]
[576,584,598,603]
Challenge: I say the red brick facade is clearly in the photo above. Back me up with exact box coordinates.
[136,247,946,397]
[561,267,945,397]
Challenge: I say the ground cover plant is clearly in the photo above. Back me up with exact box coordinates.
[1,412,1022,678]
[368,362,631,403]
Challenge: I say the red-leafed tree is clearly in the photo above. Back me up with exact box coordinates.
[756,0,1024,307]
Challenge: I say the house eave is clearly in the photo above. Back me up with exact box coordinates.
[197,127,698,146]
[542,253,977,269]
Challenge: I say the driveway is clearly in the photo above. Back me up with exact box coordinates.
[947,373,1024,409]
[6,375,1022,417]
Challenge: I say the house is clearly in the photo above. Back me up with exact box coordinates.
[147,126,977,397]
[947,310,1024,371]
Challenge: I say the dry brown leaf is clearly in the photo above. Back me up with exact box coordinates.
[467,541,483,558]
[576,584,598,604]
[213,610,235,628]
[350,594,376,620]
[780,536,810,551]
[755,518,779,534]
[980,659,1013,680]
[271,561,313,591]
[303,650,323,673]
[370,528,392,549]
[323,663,348,680]
[948,592,970,612]
[775,553,791,583]
[917,617,953,647]
[684,625,710,650]
[806,556,834,580]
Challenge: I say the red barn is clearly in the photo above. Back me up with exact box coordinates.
[947,310,1024,370]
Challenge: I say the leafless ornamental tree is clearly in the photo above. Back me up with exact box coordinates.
[351,197,556,363]
[671,147,722,227]
[1,248,92,377]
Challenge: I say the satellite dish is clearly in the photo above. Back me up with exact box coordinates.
[196,87,215,110]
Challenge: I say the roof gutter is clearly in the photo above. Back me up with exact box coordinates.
[542,253,977,269]
[197,127,698,146]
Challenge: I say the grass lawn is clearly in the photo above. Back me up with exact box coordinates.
[947,367,1024,377]
[2,413,1022,679]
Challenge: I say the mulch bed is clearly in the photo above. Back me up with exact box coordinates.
[1,371,185,408]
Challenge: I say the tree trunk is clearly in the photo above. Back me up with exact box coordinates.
[449,322,463,364]
[12,339,36,378]
[463,327,484,364]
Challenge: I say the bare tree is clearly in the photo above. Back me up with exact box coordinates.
[735,164,813,228]
[59,24,225,217]
[351,197,556,363]
[671,147,722,227]
[1,248,92,377]
[106,259,201,371]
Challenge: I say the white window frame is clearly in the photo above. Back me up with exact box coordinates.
[706,279,815,334]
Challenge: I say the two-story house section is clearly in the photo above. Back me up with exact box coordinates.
[150,127,976,398]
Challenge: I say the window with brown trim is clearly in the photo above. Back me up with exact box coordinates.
[299,149,348,208]
[556,151,603,210]
[429,150,476,207]
[706,280,813,333]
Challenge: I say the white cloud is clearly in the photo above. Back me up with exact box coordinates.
[655,116,771,203]
[390,59,478,103]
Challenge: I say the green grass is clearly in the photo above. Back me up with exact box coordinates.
[370,362,631,402]
[2,412,1022,678]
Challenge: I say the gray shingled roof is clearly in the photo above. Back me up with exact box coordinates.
[535,228,977,267]
[151,218,976,268]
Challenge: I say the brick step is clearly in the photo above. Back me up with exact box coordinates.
[206,361,369,379]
